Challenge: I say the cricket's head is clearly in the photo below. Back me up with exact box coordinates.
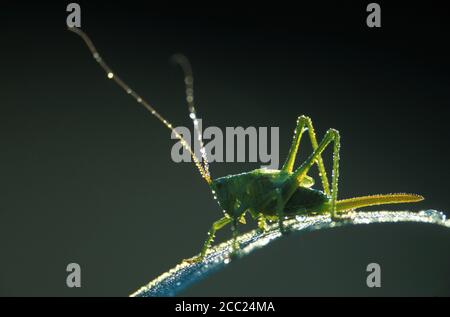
[210,177,234,216]
[210,175,250,218]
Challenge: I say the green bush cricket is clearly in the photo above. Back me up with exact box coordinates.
[69,28,424,263]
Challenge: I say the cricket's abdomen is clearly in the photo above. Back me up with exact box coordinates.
[283,187,330,215]
[257,186,330,217]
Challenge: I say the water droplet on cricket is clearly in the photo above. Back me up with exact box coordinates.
[107,72,114,79]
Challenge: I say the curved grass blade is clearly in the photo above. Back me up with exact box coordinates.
[131,210,449,297]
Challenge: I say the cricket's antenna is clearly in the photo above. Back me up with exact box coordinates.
[171,54,210,179]
[68,27,212,184]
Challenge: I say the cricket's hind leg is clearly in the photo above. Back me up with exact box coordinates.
[282,115,331,196]
[184,216,231,263]
[285,128,341,219]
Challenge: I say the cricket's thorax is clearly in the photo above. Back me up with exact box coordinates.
[211,169,329,218]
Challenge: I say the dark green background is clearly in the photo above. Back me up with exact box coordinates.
[1,2,449,296]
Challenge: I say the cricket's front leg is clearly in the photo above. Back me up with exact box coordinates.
[231,218,239,255]
[275,188,288,234]
[184,216,231,263]
[229,205,248,258]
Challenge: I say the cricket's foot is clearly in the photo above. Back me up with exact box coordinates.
[182,255,204,264]
[331,212,353,222]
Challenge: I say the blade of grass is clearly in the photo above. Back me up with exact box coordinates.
[131,210,449,297]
